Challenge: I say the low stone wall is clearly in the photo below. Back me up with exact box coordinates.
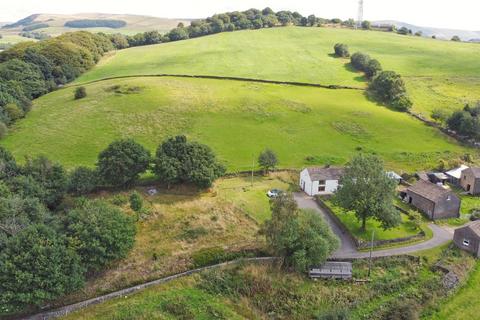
[316,197,425,250]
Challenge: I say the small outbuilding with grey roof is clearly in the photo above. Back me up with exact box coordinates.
[404,180,460,220]
[309,262,352,280]
[460,167,480,195]
[453,221,480,257]
[300,167,344,196]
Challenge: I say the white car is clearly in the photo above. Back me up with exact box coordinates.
[267,189,283,198]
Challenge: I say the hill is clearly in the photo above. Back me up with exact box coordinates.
[75,27,480,118]
[374,20,480,41]
[1,76,469,171]
[1,13,189,36]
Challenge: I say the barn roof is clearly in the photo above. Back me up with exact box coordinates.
[407,180,454,202]
[309,262,352,278]
[464,167,480,178]
[460,221,480,237]
[445,165,469,179]
[306,167,344,181]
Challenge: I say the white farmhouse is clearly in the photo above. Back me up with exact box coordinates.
[299,167,344,196]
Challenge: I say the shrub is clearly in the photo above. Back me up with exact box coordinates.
[364,59,382,78]
[368,71,412,111]
[333,43,350,57]
[129,191,143,212]
[4,103,24,121]
[74,86,87,100]
[350,52,371,71]
[179,226,208,242]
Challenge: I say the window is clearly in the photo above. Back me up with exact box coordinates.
[318,186,326,192]
[318,180,326,185]
[464,175,467,180]
[463,239,470,246]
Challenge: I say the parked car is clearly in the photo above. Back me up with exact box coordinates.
[267,189,283,198]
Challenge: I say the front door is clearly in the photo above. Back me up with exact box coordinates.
[302,181,306,191]
[467,184,471,192]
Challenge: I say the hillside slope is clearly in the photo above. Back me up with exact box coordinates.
[76,27,480,117]
[1,77,469,171]
[1,13,189,36]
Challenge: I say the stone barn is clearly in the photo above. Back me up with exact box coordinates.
[454,222,480,257]
[460,167,480,195]
[404,180,460,220]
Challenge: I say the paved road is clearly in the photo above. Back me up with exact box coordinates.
[293,193,454,259]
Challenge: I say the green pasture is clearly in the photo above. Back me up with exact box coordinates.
[75,27,480,117]
[1,77,470,171]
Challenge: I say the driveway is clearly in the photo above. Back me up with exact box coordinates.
[293,193,454,259]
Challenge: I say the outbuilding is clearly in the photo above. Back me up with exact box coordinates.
[445,165,469,186]
[460,167,480,195]
[299,167,344,196]
[309,262,352,280]
[453,221,480,257]
[404,180,460,220]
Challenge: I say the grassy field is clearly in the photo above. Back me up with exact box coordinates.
[1,77,471,171]
[74,27,480,118]
[0,34,34,45]
[325,200,422,241]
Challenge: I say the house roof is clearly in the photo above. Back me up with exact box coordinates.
[463,167,480,178]
[416,172,429,181]
[429,172,449,180]
[306,167,344,181]
[460,221,480,238]
[407,180,454,202]
[309,262,352,277]
[445,165,469,179]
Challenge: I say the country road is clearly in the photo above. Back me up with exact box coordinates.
[293,192,455,259]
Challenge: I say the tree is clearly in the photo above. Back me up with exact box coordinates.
[451,35,461,42]
[334,154,401,231]
[0,195,48,237]
[168,27,189,41]
[364,59,382,79]
[63,200,136,271]
[361,20,371,30]
[368,71,412,111]
[68,166,98,195]
[334,43,350,58]
[0,146,18,179]
[22,156,68,208]
[154,135,225,188]
[258,149,278,174]
[350,52,371,71]
[431,108,449,123]
[74,86,87,100]
[129,191,143,212]
[414,31,423,37]
[397,27,410,35]
[97,139,151,187]
[263,194,339,272]
[0,58,47,99]
[0,224,84,312]
[4,103,24,121]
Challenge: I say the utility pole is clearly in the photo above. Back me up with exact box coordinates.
[367,230,374,279]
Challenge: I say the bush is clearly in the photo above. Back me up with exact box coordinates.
[368,71,412,111]
[364,59,382,79]
[350,52,371,71]
[333,43,350,57]
[192,247,228,267]
[129,191,143,212]
[4,103,24,121]
[74,86,87,100]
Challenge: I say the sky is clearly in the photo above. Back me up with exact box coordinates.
[1,0,479,31]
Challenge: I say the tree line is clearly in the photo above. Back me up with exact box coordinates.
[0,135,224,313]
[334,44,412,112]
[0,31,122,139]
[431,102,480,141]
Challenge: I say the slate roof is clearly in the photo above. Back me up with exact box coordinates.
[306,167,344,181]
[462,221,480,238]
[309,262,352,279]
[464,167,480,179]
[407,180,454,202]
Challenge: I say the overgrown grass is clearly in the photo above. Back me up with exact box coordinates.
[2,77,471,172]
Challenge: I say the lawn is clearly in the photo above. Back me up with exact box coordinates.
[74,27,480,118]
[325,200,421,241]
[1,77,471,172]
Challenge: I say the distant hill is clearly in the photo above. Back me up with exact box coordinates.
[373,20,480,41]
[1,13,189,36]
